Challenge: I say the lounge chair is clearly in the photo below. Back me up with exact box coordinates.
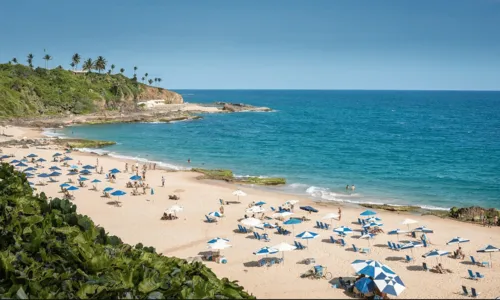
[391,242,398,250]
[357,218,362,225]
[330,236,336,243]
[405,255,413,263]
[352,244,370,254]
[471,288,480,297]
[253,232,260,240]
[422,262,429,272]
[467,269,477,280]
[268,259,275,267]
[470,256,489,267]
[262,233,270,242]
[475,272,484,279]
[461,286,468,296]
[298,241,307,249]
[271,207,276,211]
[361,219,366,225]
[49,177,58,183]
[388,241,394,250]
[339,239,346,247]
[294,241,306,250]
[316,221,321,228]
[205,215,217,223]
[324,223,330,230]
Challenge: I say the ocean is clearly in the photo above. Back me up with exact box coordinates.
[53,90,500,210]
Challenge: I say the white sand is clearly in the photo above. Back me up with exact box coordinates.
[2,127,500,299]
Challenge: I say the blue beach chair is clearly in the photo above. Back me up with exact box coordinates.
[330,236,336,243]
[422,262,429,272]
[405,255,413,263]
[461,286,468,296]
[339,239,346,247]
[470,256,489,267]
[471,288,480,297]
[387,241,394,250]
[475,272,484,279]
[467,269,477,280]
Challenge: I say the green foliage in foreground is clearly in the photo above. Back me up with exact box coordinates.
[0,164,254,299]
[0,63,143,117]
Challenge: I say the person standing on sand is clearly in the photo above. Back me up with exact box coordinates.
[161,176,165,187]
[125,163,128,172]
[142,170,146,180]
[154,163,156,170]
[100,166,103,175]
[338,207,342,221]
[96,157,99,167]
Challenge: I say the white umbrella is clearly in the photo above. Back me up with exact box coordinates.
[232,190,247,201]
[272,211,294,219]
[208,241,232,250]
[401,219,418,231]
[284,200,299,206]
[270,242,297,263]
[360,233,376,246]
[246,206,266,213]
[240,217,262,227]
[322,213,340,224]
[165,205,184,217]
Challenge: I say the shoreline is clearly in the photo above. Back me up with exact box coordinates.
[2,125,500,299]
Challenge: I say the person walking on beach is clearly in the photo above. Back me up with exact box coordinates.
[154,163,156,170]
[125,163,128,172]
[142,170,146,181]
[161,176,165,187]
[96,157,99,167]
[100,166,103,175]
[338,207,342,221]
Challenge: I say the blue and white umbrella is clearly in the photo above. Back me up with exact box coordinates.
[36,158,47,163]
[0,155,10,159]
[24,172,34,178]
[80,169,92,175]
[109,168,121,174]
[53,153,62,157]
[366,217,382,223]
[130,175,142,181]
[23,167,37,172]
[360,233,376,246]
[70,165,79,169]
[49,171,61,177]
[422,249,449,263]
[60,183,70,188]
[355,277,376,294]
[10,159,20,164]
[400,241,424,258]
[103,187,114,192]
[351,259,396,278]
[413,226,434,233]
[447,237,470,245]
[63,156,73,161]
[253,246,278,256]
[38,173,50,178]
[363,222,383,229]
[82,165,95,169]
[110,190,126,206]
[67,171,78,176]
[91,179,101,183]
[255,201,266,206]
[49,166,61,171]
[360,210,377,216]
[28,181,34,186]
[334,226,354,235]
[373,273,406,296]
[477,244,499,267]
[388,229,409,241]
[208,237,230,244]
[16,162,28,167]
[27,153,38,158]
[283,218,302,234]
[79,177,89,181]
[67,186,79,191]
[296,231,319,246]
[208,211,222,218]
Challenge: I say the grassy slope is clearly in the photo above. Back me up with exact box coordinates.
[0,63,146,118]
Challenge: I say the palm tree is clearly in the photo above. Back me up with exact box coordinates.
[70,62,75,70]
[141,76,145,83]
[43,54,52,69]
[11,58,17,64]
[157,78,162,86]
[148,79,153,85]
[82,58,94,73]
[120,68,125,74]
[134,66,138,76]
[110,64,115,74]
[144,73,148,81]
[27,53,34,69]
[72,53,81,70]
[94,56,107,73]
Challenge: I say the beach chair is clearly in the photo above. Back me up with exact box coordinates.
[405,255,413,263]
[461,286,469,296]
[258,259,267,267]
[339,239,346,247]
[268,259,275,267]
[422,239,428,247]
[471,288,480,297]
[294,241,301,249]
[205,215,216,223]
[330,236,336,244]
[470,256,489,267]
[468,269,477,280]
[352,244,369,254]
[271,207,276,211]
[277,257,284,264]
[396,244,402,251]
[283,229,291,235]
[253,232,261,240]
[357,218,362,225]
[361,219,366,225]
[475,272,484,279]
[391,242,399,250]
[49,177,58,183]
[422,262,429,272]
[262,233,270,242]
[324,223,330,230]
[411,231,417,238]
[319,222,325,229]
[388,241,394,250]
[316,221,322,228]
[298,242,307,250]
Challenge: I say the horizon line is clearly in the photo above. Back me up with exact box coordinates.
[170,88,500,92]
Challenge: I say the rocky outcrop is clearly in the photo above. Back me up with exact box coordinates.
[218,102,272,113]
[136,86,183,104]
[449,206,499,223]
[191,168,286,185]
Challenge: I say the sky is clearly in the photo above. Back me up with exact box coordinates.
[1,0,500,90]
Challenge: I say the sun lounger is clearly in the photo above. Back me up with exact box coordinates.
[461,286,469,296]
[49,177,58,183]
[388,241,394,250]
[324,223,330,230]
[253,232,260,240]
[262,233,270,242]
[357,218,362,225]
[268,259,275,267]
[330,236,336,243]
[352,244,370,254]
[316,221,322,228]
[339,239,346,247]
[422,262,429,272]
[205,215,217,223]
[468,269,477,280]
[475,271,484,279]
[471,288,480,297]
[470,256,489,267]
[405,255,413,263]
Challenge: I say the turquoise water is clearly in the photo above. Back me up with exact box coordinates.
[57,90,500,210]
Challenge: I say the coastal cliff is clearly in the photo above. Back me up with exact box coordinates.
[0,63,183,118]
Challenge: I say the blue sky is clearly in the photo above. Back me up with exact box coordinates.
[1,0,499,90]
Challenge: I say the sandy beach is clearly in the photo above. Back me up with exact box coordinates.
[1,126,499,299]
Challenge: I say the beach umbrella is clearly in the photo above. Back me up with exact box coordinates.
[253,246,278,256]
[67,186,79,192]
[80,170,92,175]
[413,226,434,233]
[207,237,230,244]
[400,241,424,258]
[255,201,266,206]
[23,167,37,172]
[270,242,296,263]
[373,273,406,296]
[366,217,382,223]
[10,159,20,164]
[166,204,184,217]
[446,237,470,246]
[91,179,101,183]
[208,211,222,218]
[232,189,247,201]
[422,249,449,264]
[67,171,78,176]
[388,229,409,242]
[477,244,499,268]
[82,165,95,169]
[0,155,10,160]
[360,233,376,246]
[27,154,38,158]
[351,259,396,278]
[246,206,266,213]
[49,166,61,171]
[283,218,302,235]
[36,158,47,163]
[240,217,262,227]
[78,177,89,181]
[70,165,79,169]
[401,218,418,231]
[363,222,384,229]
[272,211,294,219]
[103,187,114,192]
[38,173,50,178]
[16,162,28,167]
[322,213,340,224]
[355,277,376,294]
[110,190,126,206]
[255,222,277,232]
[60,183,70,188]
[130,175,142,181]
[284,200,300,206]
[53,153,62,157]
[208,240,232,250]
[296,231,319,247]
[109,168,121,174]
[49,171,61,177]
[300,206,318,213]
[24,173,34,178]
[334,226,354,235]
[63,156,73,161]
[360,210,377,216]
